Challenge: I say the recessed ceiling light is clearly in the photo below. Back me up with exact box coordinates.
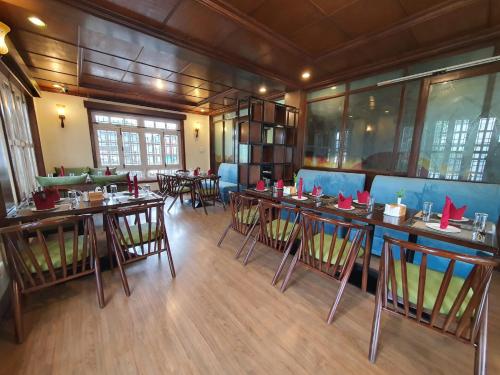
[155,79,163,89]
[384,110,389,114]
[28,17,46,27]
[200,109,206,112]
[331,86,337,90]
[301,71,311,80]
[259,86,267,94]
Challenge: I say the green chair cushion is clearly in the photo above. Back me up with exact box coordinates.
[22,236,85,273]
[119,223,160,246]
[390,260,472,316]
[36,175,88,187]
[91,173,129,186]
[266,219,296,241]
[54,167,90,176]
[178,186,192,194]
[89,167,117,176]
[310,233,364,266]
[237,206,258,225]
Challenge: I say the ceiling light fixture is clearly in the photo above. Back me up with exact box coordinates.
[331,86,337,90]
[200,109,206,112]
[301,71,311,80]
[0,22,10,55]
[259,86,267,94]
[28,16,46,27]
[155,79,164,89]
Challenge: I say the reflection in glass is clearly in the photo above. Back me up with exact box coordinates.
[214,120,223,164]
[417,73,499,183]
[304,96,344,168]
[395,81,420,172]
[224,119,235,163]
[343,85,401,171]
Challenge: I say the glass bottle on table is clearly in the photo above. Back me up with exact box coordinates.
[422,201,433,222]
[472,213,488,241]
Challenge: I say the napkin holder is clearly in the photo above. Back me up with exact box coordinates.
[88,191,104,202]
[283,185,297,195]
[384,203,406,217]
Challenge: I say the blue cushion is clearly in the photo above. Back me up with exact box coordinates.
[219,181,238,203]
[218,163,237,184]
[296,169,365,197]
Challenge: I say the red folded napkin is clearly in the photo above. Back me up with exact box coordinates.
[298,177,303,199]
[256,180,265,191]
[60,165,65,177]
[338,193,353,209]
[105,166,111,176]
[449,196,467,220]
[357,190,370,204]
[45,187,60,203]
[312,186,318,196]
[133,175,139,198]
[207,169,214,175]
[32,191,56,210]
[127,173,133,193]
[440,196,451,229]
[194,167,200,176]
[277,179,284,189]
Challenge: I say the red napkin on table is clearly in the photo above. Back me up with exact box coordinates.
[126,173,133,193]
[194,167,200,176]
[32,191,56,210]
[449,197,467,220]
[105,166,111,176]
[312,186,318,196]
[338,193,353,209]
[45,187,60,203]
[357,190,370,204]
[440,196,451,229]
[207,169,214,176]
[297,177,303,199]
[256,180,265,191]
[277,179,284,189]
[133,175,139,198]
[60,165,65,177]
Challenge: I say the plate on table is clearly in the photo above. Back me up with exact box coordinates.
[436,213,469,222]
[291,195,308,201]
[425,222,461,233]
[31,206,58,212]
[353,199,367,205]
[334,204,355,211]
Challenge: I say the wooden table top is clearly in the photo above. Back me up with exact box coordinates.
[245,189,499,254]
[4,192,163,224]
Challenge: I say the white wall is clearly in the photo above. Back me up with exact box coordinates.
[34,91,210,173]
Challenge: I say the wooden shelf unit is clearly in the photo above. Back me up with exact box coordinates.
[236,96,298,188]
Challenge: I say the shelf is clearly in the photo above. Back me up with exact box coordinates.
[273,145,285,163]
[263,101,275,123]
[274,127,286,145]
[275,105,286,125]
[239,121,262,144]
[239,164,260,185]
[251,102,263,122]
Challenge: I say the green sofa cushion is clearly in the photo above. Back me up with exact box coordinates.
[54,167,90,176]
[90,173,129,186]
[309,233,364,266]
[36,175,88,187]
[22,235,85,273]
[390,260,472,316]
[90,167,117,176]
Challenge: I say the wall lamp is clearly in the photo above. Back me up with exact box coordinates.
[56,104,66,128]
[0,22,10,55]
[194,124,200,139]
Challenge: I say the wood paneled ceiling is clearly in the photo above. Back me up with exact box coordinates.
[1,0,499,114]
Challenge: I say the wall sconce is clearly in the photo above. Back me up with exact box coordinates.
[366,124,373,132]
[194,124,200,139]
[56,104,66,128]
[0,22,11,55]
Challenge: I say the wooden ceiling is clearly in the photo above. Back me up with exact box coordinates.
[1,0,499,114]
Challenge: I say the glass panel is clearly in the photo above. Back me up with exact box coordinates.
[395,81,421,172]
[145,120,155,128]
[166,122,177,130]
[350,70,404,90]
[96,129,120,166]
[214,121,223,164]
[145,132,162,165]
[343,85,402,171]
[110,117,124,125]
[307,84,346,100]
[155,121,166,129]
[224,119,235,162]
[417,73,500,183]
[124,118,137,126]
[164,134,179,165]
[95,115,109,123]
[304,96,345,168]
[122,131,141,165]
[408,47,494,75]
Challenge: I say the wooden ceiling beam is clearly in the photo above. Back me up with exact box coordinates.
[56,0,300,88]
[316,0,483,62]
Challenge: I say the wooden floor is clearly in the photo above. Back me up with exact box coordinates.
[0,202,499,374]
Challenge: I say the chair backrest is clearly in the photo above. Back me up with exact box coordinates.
[106,201,168,261]
[157,173,178,198]
[228,192,258,235]
[380,236,499,343]
[0,214,98,293]
[257,200,300,252]
[196,176,221,200]
[300,210,368,279]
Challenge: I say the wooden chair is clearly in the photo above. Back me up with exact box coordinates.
[157,173,193,211]
[238,199,301,285]
[280,210,369,323]
[217,192,259,248]
[193,175,225,215]
[0,214,104,343]
[106,201,176,296]
[369,236,499,375]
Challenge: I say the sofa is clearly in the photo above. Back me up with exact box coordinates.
[370,175,500,276]
[218,163,238,202]
[296,169,366,197]
[37,166,127,189]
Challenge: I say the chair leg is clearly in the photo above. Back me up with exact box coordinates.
[242,236,258,265]
[272,227,300,286]
[369,269,384,363]
[280,244,302,293]
[217,222,232,247]
[11,280,23,344]
[94,258,105,308]
[362,229,373,292]
[113,247,131,296]
[163,236,176,278]
[474,297,488,375]
[235,221,258,259]
[327,275,350,324]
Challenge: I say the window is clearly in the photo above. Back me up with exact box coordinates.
[212,111,236,168]
[92,111,183,178]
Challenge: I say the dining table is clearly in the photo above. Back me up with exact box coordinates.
[245,188,499,292]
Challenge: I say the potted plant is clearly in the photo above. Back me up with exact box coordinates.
[396,189,405,205]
